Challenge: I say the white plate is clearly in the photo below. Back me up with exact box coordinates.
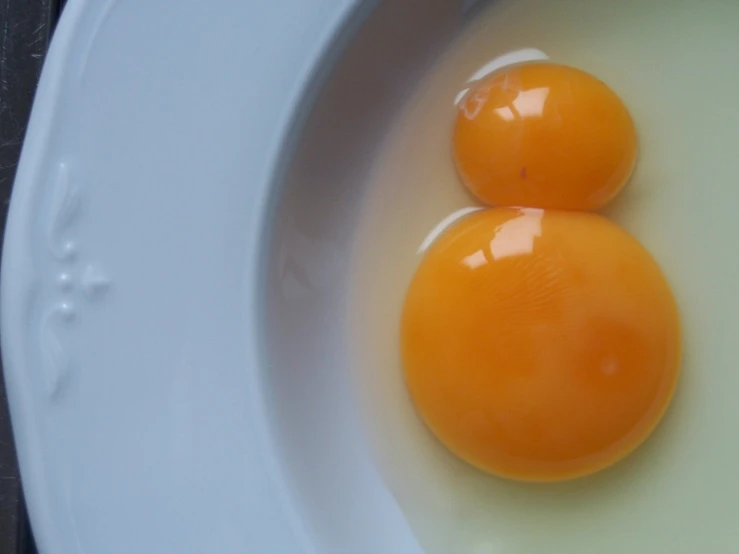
[0,0,482,551]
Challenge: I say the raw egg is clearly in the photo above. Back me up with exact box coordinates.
[401,208,680,481]
[453,63,637,210]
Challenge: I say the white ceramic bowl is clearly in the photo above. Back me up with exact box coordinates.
[0,0,484,552]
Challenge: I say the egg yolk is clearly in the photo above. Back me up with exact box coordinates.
[453,63,637,211]
[401,209,680,481]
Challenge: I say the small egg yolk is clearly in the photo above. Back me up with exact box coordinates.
[453,63,637,211]
[401,209,680,482]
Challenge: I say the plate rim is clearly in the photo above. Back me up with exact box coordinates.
[0,0,377,552]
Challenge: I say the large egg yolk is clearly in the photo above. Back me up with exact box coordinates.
[453,63,637,211]
[401,209,680,481]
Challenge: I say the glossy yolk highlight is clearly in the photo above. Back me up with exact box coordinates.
[401,209,680,481]
[453,63,637,211]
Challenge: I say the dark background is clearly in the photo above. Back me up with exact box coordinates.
[1,0,66,552]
